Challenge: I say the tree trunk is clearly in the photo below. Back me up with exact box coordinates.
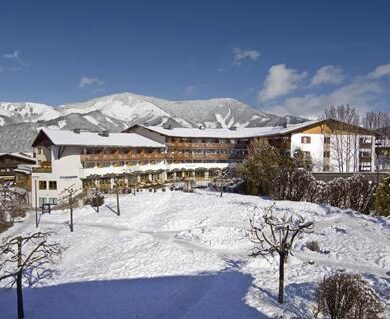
[16,270,24,319]
[220,185,223,197]
[16,238,24,319]
[70,207,74,232]
[278,252,285,304]
[116,191,120,216]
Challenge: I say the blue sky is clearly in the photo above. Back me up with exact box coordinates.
[1,0,389,117]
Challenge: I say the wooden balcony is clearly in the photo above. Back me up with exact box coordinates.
[359,143,372,149]
[32,161,52,173]
[32,167,52,173]
[359,156,372,163]
[81,153,166,161]
[166,142,245,150]
[166,153,244,161]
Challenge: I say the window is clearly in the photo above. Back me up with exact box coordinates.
[49,198,57,205]
[324,136,331,144]
[39,181,47,190]
[301,136,311,144]
[37,148,42,155]
[38,197,47,207]
[82,161,95,168]
[323,165,330,172]
[49,181,57,190]
[323,151,330,158]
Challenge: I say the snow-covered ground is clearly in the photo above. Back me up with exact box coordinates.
[1,190,389,318]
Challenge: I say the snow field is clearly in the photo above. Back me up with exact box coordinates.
[1,190,389,318]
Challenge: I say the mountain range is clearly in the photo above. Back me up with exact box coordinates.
[0,92,306,152]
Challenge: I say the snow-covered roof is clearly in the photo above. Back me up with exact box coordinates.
[0,152,36,162]
[133,120,323,139]
[33,128,166,148]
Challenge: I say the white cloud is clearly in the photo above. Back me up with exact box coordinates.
[3,50,21,60]
[233,48,260,64]
[367,63,390,79]
[184,85,196,96]
[265,79,381,118]
[310,65,344,86]
[79,76,104,88]
[258,64,307,102]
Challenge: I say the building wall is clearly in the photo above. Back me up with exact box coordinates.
[32,146,82,207]
[290,133,325,172]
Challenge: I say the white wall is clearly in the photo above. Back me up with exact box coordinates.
[32,146,83,207]
[290,133,324,172]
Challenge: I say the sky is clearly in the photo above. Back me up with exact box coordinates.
[0,0,390,118]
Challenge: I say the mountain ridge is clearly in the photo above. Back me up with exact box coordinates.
[0,92,306,152]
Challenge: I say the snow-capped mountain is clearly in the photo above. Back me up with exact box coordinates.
[0,92,306,152]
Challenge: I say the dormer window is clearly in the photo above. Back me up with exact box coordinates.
[301,136,311,144]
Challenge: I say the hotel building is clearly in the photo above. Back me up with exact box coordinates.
[29,119,378,207]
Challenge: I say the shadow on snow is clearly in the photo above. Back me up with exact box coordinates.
[0,270,269,319]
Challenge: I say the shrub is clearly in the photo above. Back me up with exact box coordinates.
[315,273,383,319]
[375,174,390,216]
[90,192,104,207]
[238,139,281,195]
[306,240,320,252]
[322,177,348,209]
[272,167,314,201]
[346,175,376,214]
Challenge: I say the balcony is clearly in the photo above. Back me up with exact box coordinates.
[32,161,52,173]
[32,167,52,173]
[166,142,240,150]
[81,153,166,162]
[359,156,372,163]
[359,142,372,149]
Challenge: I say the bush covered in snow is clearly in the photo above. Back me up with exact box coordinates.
[272,173,375,214]
[320,175,375,214]
[315,273,383,319]
[375,174,390,216]
[271,167,318,202]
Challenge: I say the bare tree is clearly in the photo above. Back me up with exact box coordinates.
[214,167,230,197]
[324,105,360,172]
[363,111,390,172]
[59,185,82,232]
[249,206,314,304]
[0,232,62,319]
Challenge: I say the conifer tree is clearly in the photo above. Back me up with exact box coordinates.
[375,174,390,216]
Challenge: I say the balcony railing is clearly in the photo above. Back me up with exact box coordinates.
[166,142,246,149]
[32,161,52,173]
[32,167,52,173]
[81,153,166,161]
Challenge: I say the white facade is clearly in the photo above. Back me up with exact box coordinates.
[290,132,376,173]
[290,133,325,172]
[32,146,83,208]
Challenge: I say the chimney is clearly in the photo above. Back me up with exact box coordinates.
[229,126,237,131]
[163,123,172,130]
[73,128,81,134]
[99,130,109,137]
